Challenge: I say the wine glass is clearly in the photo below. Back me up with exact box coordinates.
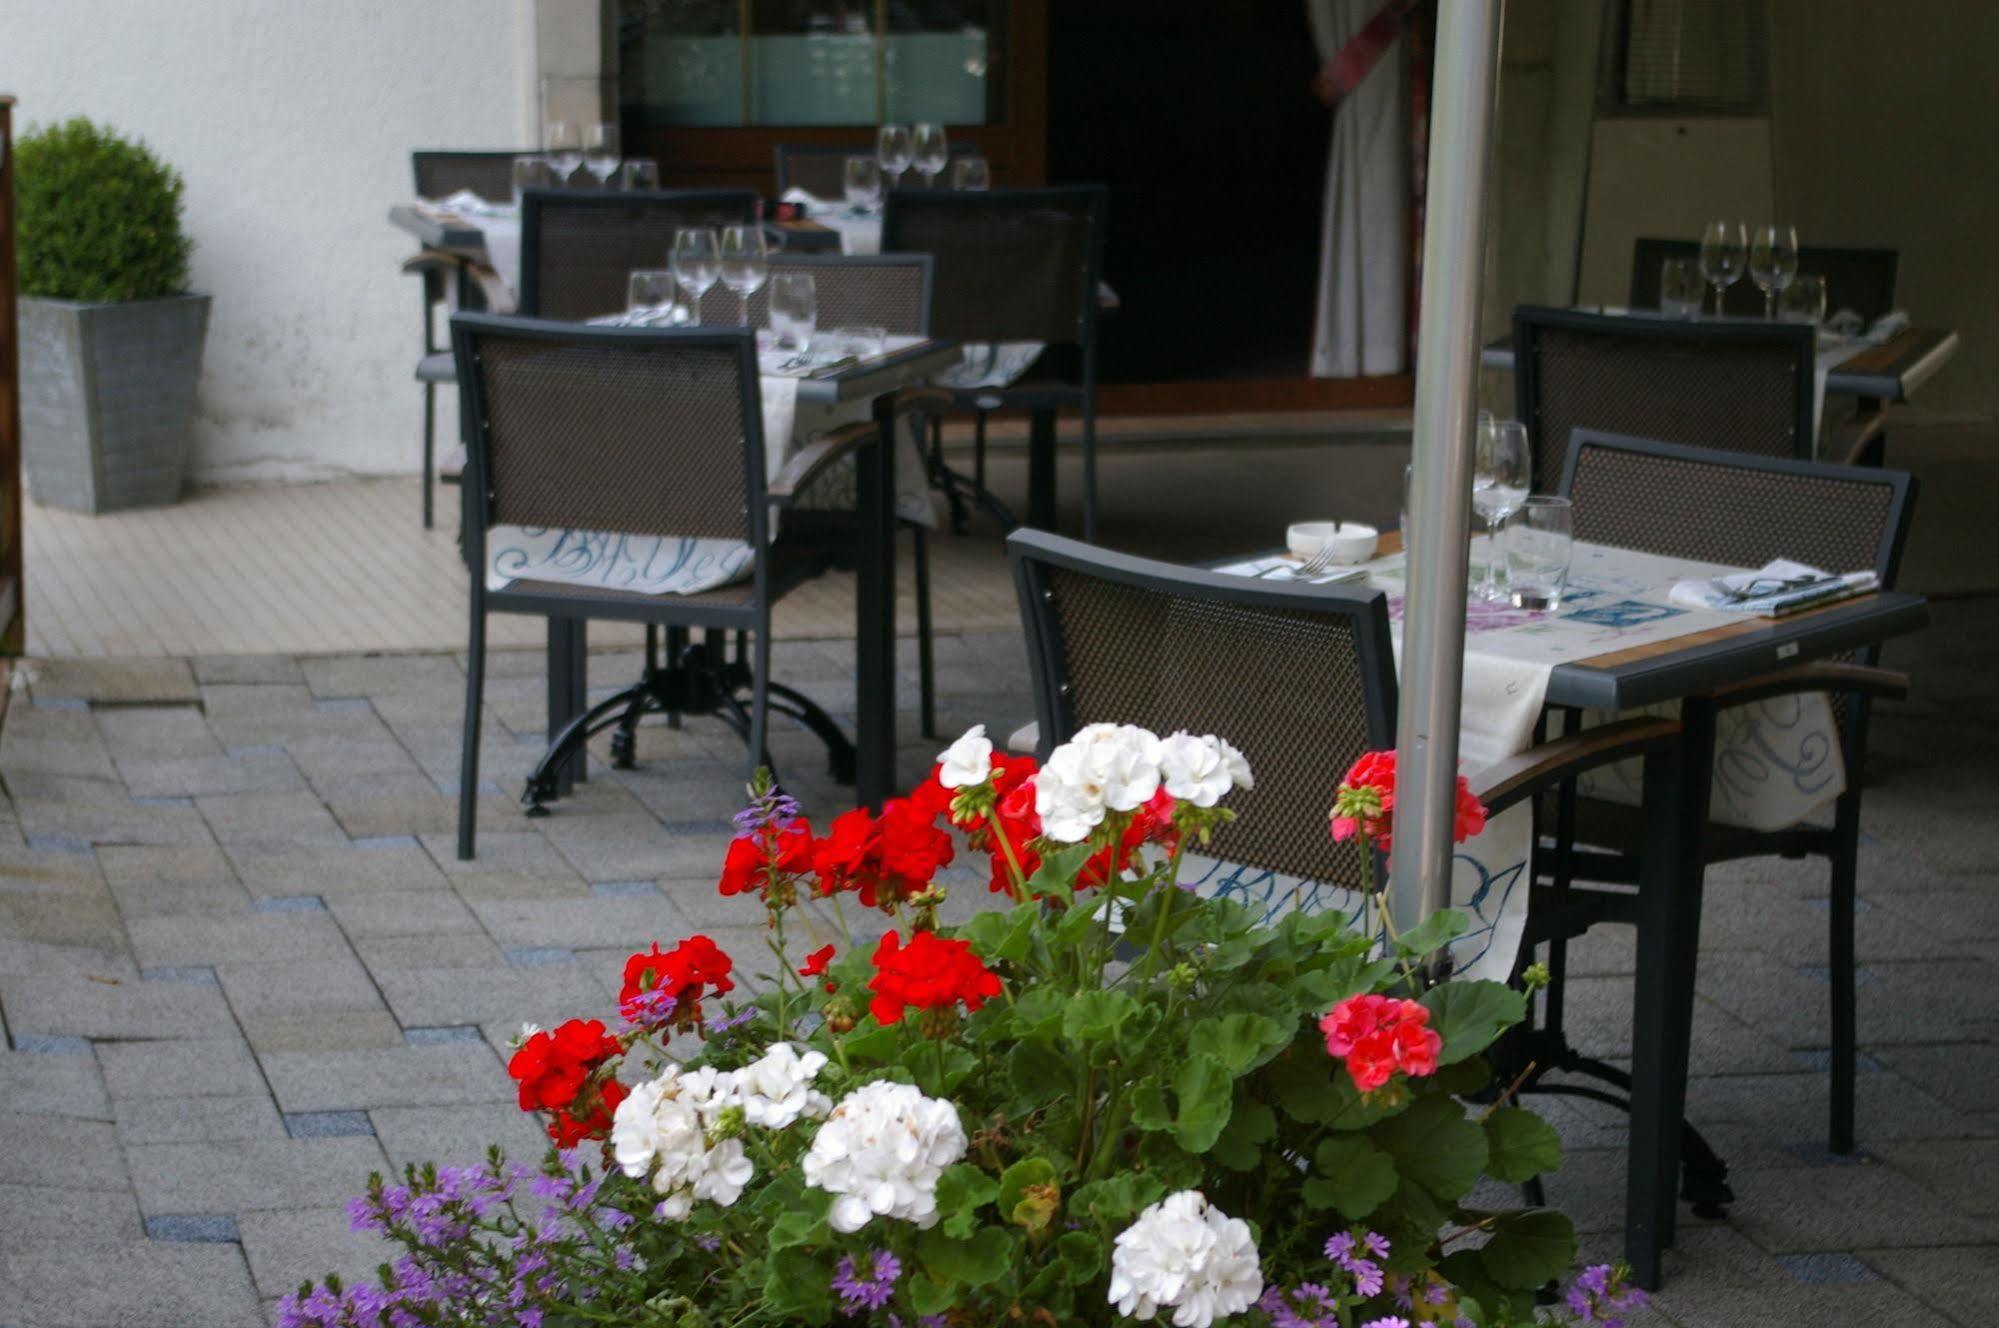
[876,123,912,191]
[1698,220,1747,316]
[544,121,583,185]
[1659,257,1703,318]
[1779,273,1827,325]
[1507,497,1575,611]
[951,157,991,191]
[718,224,769,328]
[620,158,661,191]
[843,155,883,212]
[1748,224,1799,319]
[583,123,621,187]
[670,228,721,327]
[1472,418,1531,602]
[911,123,949,188]
[769,273,817,354]
[511,155,554,208]
[627,269,675,325]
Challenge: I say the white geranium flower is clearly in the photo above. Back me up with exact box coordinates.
[1034,723,1165,843]
[936,724,994,789]
[610,1065,752,1220]
[1108,1191,1264,1328]
[802,1080,967,1233]
[736,1041,832,1130]
[1158,733,1255,808]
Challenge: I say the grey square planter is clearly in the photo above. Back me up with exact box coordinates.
[18,292,211,513]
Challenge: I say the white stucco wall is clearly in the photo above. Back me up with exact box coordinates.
[0,1,541,483]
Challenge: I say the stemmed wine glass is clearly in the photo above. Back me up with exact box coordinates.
[876,124,912,192]
[1698,220,1747,316]
[843,156,884,212]
[1748,224,1799,319]
[1472,418,1531,602]
[583,123,621,187]
[670,228,721,327]
[911,123,949,188]
[718,225,769,329]
[544,121,583,186]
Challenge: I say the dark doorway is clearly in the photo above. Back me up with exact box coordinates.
[1047,3,1331,386]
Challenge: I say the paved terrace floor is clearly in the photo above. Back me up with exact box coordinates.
[1,453,1995,1325]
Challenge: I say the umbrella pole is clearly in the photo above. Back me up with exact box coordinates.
[1389,0,1504,951]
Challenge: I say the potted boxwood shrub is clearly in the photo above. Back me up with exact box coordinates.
[16,116,206,513]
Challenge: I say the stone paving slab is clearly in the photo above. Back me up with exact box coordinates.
[370,1101,551,1172]
[125,910,351,969]
[0,1181,146,1243]
[98,1038,266,1100]
[0,1113,130,1190]
[0,1046,111,1119]
[115,1094,289,1145]
[259,1044,513,1112]
[126,1136,391,1216]
[0,1238,264,1327]
[237,1205,396,1301]
[25,658,200,705]
[1,972,236,1042]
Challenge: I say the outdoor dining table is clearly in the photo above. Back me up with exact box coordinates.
[1218,531,1928,1287]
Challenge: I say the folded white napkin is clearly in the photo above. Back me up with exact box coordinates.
[427,189,515,219]
[1670,558,1878,617]
[585,305,690,329]
[779,186,846,214]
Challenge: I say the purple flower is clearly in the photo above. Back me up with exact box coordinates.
[705,1005,757,1035]
[1325,1227,1387,1298]
[1363,1231,1391,1259]
[1323,1232,1355,1263]
[1359,1319,1409,1328]
[832,1249,903,1313]
[1565,1263,1648,1328]
[734,786,803,836]
[1259,1283,1341,1328]
[620,986,679,1031]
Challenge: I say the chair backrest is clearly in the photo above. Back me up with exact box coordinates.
[1513,305,1815,494]
[518,189,761,321]
[1628,237,1900,324]
[882,185,1108,347]
[774,142,981,198]
[412,151,532,204]
[697,253,933,335]
[1559,429,1915,583]
[1008,529,1396,887]
[450,314,767,560]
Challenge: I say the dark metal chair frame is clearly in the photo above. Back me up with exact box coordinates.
[1628,236,1900,325]
[450,313,887,859]
[517,188,761,321]
[1538,429,1916,1177]
[772,141,981,198]
[1512,305,1817,495]
[885,186,1110,541]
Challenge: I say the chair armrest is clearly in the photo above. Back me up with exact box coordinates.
[769,420,880,503]
[400,248,464,277]
[887,386,954,417]
[1470,716,1681,816]
[1705,660,1909,709]
[1833,406,1890,466]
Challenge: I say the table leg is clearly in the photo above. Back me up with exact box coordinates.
[1657,699,1718,1254]
[854,397,898,809]
[1853,393,1888,466]
[1027,406,1058,531]
[1624,729,1687,1290]
[545,618,587,794]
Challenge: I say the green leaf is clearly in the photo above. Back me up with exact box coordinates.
[1421,980,1527,1066]
[1071,1173,1165,1226]
[762,1248,835,1323]
[916,1226,1015,1286]
[1477,1209,1577,1291]
[961,907,1037,964]
[1025,842,1093,903]
[998,1156,1061,1233]
[1309,1133,1400,1218]
[1187,1013,1292,1074]
[1210,1099,1277,1171]
[1056,1230,1105,1285]
[1007,1038,1074,1108]
[1481,1107,1563,1183]
[1061,990,1139,1044]
[840,1020,903,1066]
[1169,1054,1236,1152]
[1437,1250,1536,1323]
[1394,907,1470,959]
[933,1163,999,1239]
[902,1040,977,1097]
[1372,1094,1490,1204]
[907,1272,956,1316]
[1011,987,1069,1039]
[767,1205,828,1251]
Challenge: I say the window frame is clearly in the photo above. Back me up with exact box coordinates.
[1595,0,1771,119]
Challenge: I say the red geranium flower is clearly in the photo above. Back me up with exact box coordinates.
[811,800,954,911]
[546,1077,628,1148]
[507,1018,623,1113]
[798,944,836,978]
[619,935,735,1027]
[1318,994,1442,1093]
[1328,749,1487,855]
[867,929,1002,1025]
[719,823,815,899]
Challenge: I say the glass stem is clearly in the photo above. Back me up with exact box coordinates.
[1765,291,1775,319]
[741,291,751,328]
[1712,284,1724,316]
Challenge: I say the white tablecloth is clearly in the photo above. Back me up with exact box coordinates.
[1198,540,1845,980]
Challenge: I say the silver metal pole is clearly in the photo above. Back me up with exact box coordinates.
[1389,0,1504,944]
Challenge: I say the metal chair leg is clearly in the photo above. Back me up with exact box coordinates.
[456,601,486,860]
[1081,400,1100,543]
[422,382,436,530]
[912,524,937,738]
[1829,788,1863,1153]
[748,627,773,780]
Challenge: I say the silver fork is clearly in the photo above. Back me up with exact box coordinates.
[1260,545,1340,580]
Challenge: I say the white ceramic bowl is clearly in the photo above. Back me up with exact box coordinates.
[1287,520,1379,565]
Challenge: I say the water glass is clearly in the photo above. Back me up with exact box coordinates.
[1779,273,1827,325]
[1659,257,1703,318]
[769,273,817,353]
[718,224,769,327]
[875,123,912,190]
[627,269,675,324]
[670,228,721,327]
[583,123,620,186]
[544,121,583,184]
[511,155,554,208]
[620,158,661,190]
[911,122,949,187]
[1472,418,1531,602]
[843,155,883,211]
[1698,220,1747,315]
[1507,497,1575,611]
[951,157,992,191]
[1749,223,1800,318]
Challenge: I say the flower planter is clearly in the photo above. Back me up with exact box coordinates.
[19,292,209,513]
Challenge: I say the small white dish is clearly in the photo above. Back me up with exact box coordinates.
[1287,520,1378,565]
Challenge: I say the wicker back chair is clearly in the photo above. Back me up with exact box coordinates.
[1629,237,1900,324]
[412,150,530,203]
[773,142,981,198]
[698,253,932,334]
[1513,306,1815,494]
[885,186,1110,539]
[519,189,759,321]
[1555,428,1917,1159]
